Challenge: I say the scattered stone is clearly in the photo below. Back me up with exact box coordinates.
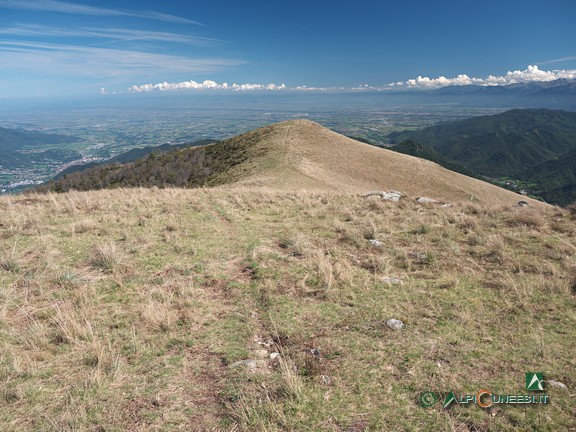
[229,359,267,370]
[382,276,402,285]
[385,319,404,330]
[441,203,453,208]
[516,200,529,207]
[320,375,332,385]
[308,348,321,356]
[368,239,383,247]
[270,352,280,360]
[361,190,384,197]
[547,379,567,389]
[416,197,440,204]
[382,192,402,203]
[361,190,403,203]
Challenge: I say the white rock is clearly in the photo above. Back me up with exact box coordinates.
[385,319,404,330]
[416,197,440,204]
[382,192,402,203]
[369,239,383,247]
[270,352,280,360]
[229,359,267,370]
[547,379,567,389]
[361,190,402,203]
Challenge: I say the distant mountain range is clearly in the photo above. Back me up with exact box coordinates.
[398,79,576,110]
[431,78,576,97]
[388,108,576,205]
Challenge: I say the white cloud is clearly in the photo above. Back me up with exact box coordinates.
[292,85,331,91]
[129,80,287,92]
[402,65,576,89]
[0,0,202,25]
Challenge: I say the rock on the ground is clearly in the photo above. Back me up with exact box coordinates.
[368,239,383,247]
[385,319,404,330]
[229,359,267,370]
[270,352,280,360]
[361,190,403,203]
[416,197,440,204]
[547,379,567,389]
[516,200,529,207]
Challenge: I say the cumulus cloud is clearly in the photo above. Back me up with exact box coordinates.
[127,65,576,95]
[399,65,576,89]
[129,80,287,92]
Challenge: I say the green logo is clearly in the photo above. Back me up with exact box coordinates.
[526,372,544,391]
[420,391,437,408]
[443,391,456,408]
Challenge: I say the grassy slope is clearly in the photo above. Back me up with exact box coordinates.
[1,188,574,431]
[389,139,478,178]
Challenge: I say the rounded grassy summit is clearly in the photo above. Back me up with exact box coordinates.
[40,119,541,206]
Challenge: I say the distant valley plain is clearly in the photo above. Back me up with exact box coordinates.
[0,93,505,193]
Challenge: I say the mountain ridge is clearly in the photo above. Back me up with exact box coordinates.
[37,119,541,207]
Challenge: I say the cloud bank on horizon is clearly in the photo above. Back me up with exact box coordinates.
[1,0,574,98]
[129,65,576,94]
[129,80,287,93]
[394,65,576,89]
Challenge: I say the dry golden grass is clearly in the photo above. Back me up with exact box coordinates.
[0,188,574,431]
[219,120,546,208]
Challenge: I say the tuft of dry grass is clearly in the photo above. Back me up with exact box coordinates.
[89,241,123,272]
[72,219,99,234]
[0,241,20,273]
[505,209,547,230]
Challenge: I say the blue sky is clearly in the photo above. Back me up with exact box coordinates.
[0,0,575,98]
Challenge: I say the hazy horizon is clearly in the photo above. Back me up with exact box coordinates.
[0,0,574,100]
